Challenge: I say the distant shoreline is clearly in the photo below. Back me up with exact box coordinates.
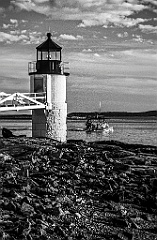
[67,110,157,120]
[0,114,32,120]
[0,110,156,120]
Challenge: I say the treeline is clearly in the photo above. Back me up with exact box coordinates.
[0,111,156,120]
[67,111,157,119]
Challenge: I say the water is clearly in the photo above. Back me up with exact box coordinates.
[0,120,32,137]
[68,118,157,146]
[0,118,156,146]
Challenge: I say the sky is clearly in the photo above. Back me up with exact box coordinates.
[0,0,157,113]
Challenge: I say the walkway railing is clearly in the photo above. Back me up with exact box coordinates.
[0,92,66,112]
[0,92,46,111]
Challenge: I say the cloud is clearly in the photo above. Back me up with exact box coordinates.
[2,24,10,29]
[0,31,44,44]
[82,48,92,52]
[0,32,28,43]
[79,16,147,28]
[21,29,27,34]
[132,34,144,43]
[139,24,157,33]
[2,18,19,29]
[94,53,100,57]
[140,0,157,8]
[10,30,21,35]
[115,48,157,65]
[10,0,151,28]
[67,48,157,78]
[10,19,18,26]
[34,0,49,3]
[21,20,28,23]
[117,32,128,38]
[59,34,83,40]
[142,0,157,5]
[147,39,154,44]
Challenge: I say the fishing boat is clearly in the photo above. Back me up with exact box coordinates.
[85,118,114,134]
[100,122,114,134]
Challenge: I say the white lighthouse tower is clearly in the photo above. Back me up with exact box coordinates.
[28,32,69,142]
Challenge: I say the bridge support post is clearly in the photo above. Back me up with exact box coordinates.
[32,109,46,137]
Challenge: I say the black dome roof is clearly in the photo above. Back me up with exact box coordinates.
[36,33,62,51]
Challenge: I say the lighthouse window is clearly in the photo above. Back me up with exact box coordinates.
[34,78,43,93]
[42,52,49,60]
[37,51,61,61]
[46,53,52,59]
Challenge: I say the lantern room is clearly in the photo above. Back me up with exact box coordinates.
[37,32,61,61]
[28,33,69,76]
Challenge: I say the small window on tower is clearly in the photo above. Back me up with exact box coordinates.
[34,78,43,93]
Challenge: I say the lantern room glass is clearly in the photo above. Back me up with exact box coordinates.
[37,50,61,61]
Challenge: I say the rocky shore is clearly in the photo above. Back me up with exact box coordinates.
[0,137,157,239]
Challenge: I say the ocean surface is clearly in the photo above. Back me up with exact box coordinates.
[0,118,156,146]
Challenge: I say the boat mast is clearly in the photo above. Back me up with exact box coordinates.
[99,101,102,116]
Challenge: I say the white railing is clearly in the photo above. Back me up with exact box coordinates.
[0,92,46,112]
[22,92,46,102]
[0,92,67,112]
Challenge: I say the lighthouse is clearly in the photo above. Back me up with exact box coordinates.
[28,32,69,142]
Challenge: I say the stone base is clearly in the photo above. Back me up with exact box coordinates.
[32,103,67,142]
[46,103,67,142]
